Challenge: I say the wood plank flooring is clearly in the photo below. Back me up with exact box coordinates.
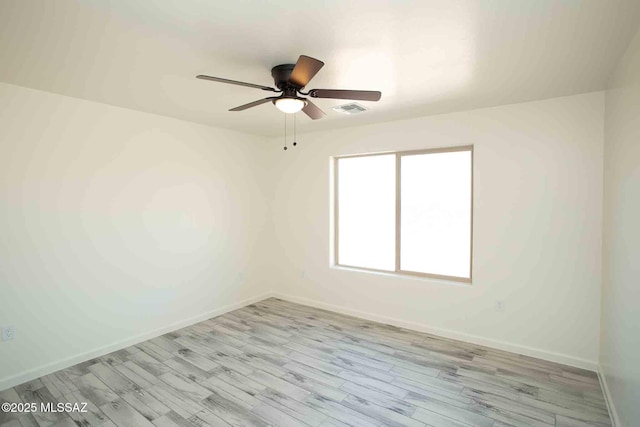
[1,298,611,426]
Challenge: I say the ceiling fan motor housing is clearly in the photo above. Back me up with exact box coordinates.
[271,64,298,92]
[271,64,309,111]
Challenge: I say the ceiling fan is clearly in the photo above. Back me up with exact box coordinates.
[196,55,381,120]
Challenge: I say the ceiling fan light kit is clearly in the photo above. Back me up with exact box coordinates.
[274,97,306,114]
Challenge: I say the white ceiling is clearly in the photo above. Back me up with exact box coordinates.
[1,1,639,136]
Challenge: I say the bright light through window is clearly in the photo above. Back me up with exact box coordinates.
[337,155,395,271]
[334,146,472,282]
[401,151,472,278]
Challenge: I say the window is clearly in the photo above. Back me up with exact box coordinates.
[334,146,473,282]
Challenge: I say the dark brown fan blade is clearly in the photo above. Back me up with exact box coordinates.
[229,97,277,111]
[196,75,276,92]
[309,89,381,101]
[302,99,326,120]
[289,55,325,88]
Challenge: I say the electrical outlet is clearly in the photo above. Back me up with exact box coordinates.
[1,326,15,341]
[495,301,505,312]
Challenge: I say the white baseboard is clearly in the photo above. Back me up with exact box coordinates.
[272,292,598,372]
[597,365,621,426]
[2,291,599,393]
[0,292,274,392]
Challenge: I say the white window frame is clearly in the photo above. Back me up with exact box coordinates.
[333,145,474,283]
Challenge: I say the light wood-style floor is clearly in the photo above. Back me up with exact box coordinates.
[1,298,611,427]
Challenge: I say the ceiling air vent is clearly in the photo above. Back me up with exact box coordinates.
[332,102,368,115]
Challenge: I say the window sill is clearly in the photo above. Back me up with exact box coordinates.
[330,264,472,287]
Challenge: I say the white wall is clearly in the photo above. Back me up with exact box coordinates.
[0,81,610,392]
[601,27,640,426]
[0,82,270,390]
[268,92,604,369]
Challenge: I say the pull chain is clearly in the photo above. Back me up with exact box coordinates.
[293,113,297,147]
[283,113,288,150]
